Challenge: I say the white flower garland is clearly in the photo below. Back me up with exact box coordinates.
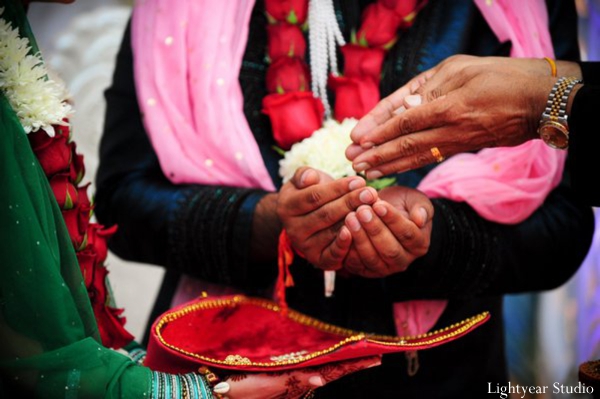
[279,118,358,183]
[0,7,72,136]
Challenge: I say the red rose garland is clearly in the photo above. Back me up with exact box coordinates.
[262,0,427,150]
[28,124,134,349]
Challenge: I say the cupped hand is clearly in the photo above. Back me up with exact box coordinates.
[346,55,575,178]
[221,356,381,399]
[277,167,378,270]
[341,186,433,278]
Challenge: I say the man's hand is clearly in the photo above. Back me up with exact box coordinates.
[346,55,581,178]
[277,167,378,270]
[342,186,433,278]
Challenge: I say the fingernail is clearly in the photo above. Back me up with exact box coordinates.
[347,215,361,232]
[359,189,375,203]
[348,178,363,191]
[346,144,363,160]
[354,162,371,173]
[367,170,383,180]
[405,94,422,108]
[300,169,315,185]
[419,207,428,223]
[213,382,231,394]
[351,125,365,139]
[339,226,350,241]
[308,376,325,387]
[410,81,420,93]
[361,141,375,149]
[395,105,407,115]
[373,202,387,217]
[358,208,373,223]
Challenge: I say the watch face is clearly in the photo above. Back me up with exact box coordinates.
[539,121,569,150]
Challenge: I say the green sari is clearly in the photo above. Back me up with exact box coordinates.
[0,1,209,397]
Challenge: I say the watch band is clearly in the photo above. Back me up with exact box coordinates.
[541,76,582,125]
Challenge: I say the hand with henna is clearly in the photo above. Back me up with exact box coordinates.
[341,185,433,278]
[346,55,583,178]
[277,167,379,270]
[219,356,381,399]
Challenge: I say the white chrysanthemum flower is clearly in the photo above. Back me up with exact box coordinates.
[0,9,72,136]
[279,118,358,183]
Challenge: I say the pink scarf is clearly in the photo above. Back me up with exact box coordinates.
[132,0,562,338]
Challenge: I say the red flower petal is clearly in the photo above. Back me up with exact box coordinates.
[265,0,309,24]
[49,173,79,209]
[357,3,401,47]
[341,44,386,81]
[262,92,324,149]
[267,23,307,61]
[266,57,311,94]
[329,75,380,121]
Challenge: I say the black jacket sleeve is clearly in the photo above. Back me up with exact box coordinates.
[95,22,275,290]
[569,62,600,206]
[382,187,594,301]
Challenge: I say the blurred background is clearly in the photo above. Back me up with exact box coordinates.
[28,1,600,397]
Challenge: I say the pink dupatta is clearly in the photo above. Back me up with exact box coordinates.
[396,0,564,338]
[132,0,562,338]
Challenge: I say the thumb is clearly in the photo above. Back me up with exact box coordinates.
[407,196,434,228]
[290,167,320,189]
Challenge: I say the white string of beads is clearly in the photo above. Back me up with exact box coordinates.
[308,0,346,118]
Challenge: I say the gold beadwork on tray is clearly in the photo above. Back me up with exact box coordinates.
[270,350,309,362]
[154,296,489,368]
[224,355,252,365]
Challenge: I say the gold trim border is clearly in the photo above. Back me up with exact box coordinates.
[154,295,489,368]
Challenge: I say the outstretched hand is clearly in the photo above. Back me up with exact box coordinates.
[342,185,433,278]
[222,356,381,399]
[277,167,378,270]
[346,55,579,178]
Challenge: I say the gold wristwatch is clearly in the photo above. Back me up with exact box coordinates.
[537,76,582,150]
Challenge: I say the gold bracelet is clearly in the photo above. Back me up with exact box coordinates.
[543,57,557,77]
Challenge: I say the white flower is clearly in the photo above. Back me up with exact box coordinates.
[279,118,358,183]
[0,9,72,136]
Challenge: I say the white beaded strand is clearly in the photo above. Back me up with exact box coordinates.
[308,0,346,118]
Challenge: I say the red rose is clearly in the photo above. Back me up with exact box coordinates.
[69,143,85,184]
[86,223,118,264]
[267,23,307,61]
[266,57,310,94]
[329,75,380,121]
[78,206,91,247]
[94,303,134,349]
[357,2,401,47]
[380,0,419,19]
[263,92,324,150]
[62,206,85,248]
[28,130,71,176]
[78,183,91,209]
[76,249,96,289]
[266,0,308,24]
[90,264,134,349]
[341,44,386,81]
[49,173,78,210]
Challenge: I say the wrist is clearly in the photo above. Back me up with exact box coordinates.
[566,83,583,116]
[528,75,557,140]
[555,60,583,80]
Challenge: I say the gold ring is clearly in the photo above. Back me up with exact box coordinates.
[430,147,444,163]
